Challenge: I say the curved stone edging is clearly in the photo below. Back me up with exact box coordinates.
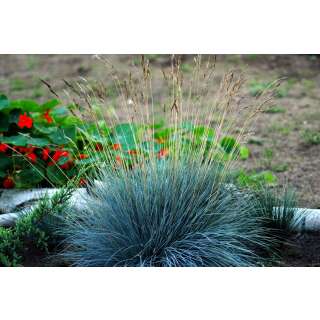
[0,188,87,227]
[0,188,320,231]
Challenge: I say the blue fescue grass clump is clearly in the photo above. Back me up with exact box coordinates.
[57,159,292,267]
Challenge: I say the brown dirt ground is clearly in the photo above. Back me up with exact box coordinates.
[1,54,319,266]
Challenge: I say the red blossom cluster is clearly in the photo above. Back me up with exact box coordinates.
[1,106,171,189]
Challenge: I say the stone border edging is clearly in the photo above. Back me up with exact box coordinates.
[0,188,320,231]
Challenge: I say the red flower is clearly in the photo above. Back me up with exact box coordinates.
[158,148,169,159]
[42,148,50,161]
[112,143,121,151]
[60,161,72,170]
[3,177,14,189]
[17,113,33,129]
[52,150,69,162]
[79,178,86,186]
[79,154,88,159]
[43,110,53,124]
[115,155,122,164]
[128,149,137,155]
[18,146,35,154]
[95,143,103,151]
[0,143,9,153]
[27,153,37,163]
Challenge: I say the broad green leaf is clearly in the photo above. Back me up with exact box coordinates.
[154,128,175,140]
[193,126,215,138]
[220,136,239,154]
[140,141,162,154]
[49,126,76,145]
[239,146,250,160]
[0,135,28,146]
[10,100,41,112]
[114,123,138,137]
[0,94,10,111]
[46,165,69,186]
[41,99,60,110]
[111,134,137,151]
[13,165,45,188]
[0,153,12,171]
[150,119,165,130]
[51,106,69,117]
[57,156,69,166]
[0,112,9,131]
[9,108,22,124]
[28,137,51,147]
[34,123,58,135]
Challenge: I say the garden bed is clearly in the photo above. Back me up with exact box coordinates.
[1,187,320,267]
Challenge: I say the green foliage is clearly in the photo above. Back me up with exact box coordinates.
[0,93,251,189]
[249,80,291,98]
[264,105,286,114]
[0,187,73,266]
[236,170,278,188]
[302,129,320,145]
[253,187,301,233]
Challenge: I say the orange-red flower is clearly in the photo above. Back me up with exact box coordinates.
[3,177,14,189]
[115,155,122,164]
[128,149,137,155]
[158,148,169,159]
[18,146,35,154]
[79,154,88,159]
[79,178,86,186]
[60,161,72,170]
[52,150,69,162]
[27,153,37,163]
[0,143,9,153]
[42,148,50,161]
[43,110,53,124]
[17,112,33,129]
[112,143,121,151]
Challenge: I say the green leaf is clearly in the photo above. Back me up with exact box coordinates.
[0,94,10,111]
[150,119,165,130]
[81,123,111,143]
[239,146,250,160]
[46,165,69,186]
[111,134,137,151]
[49,126,76,145]
[75,154,104,166]
[0,153,12,172]
[0,112,9,131]
[193,126,215,138]
[57,156,69,166]
[256,171,278,185]
[154,128,175,140]
[220,136,239,154]
[113,123,138,137]
[8,109,22,124]
[140,141,162,154]
[0,135,28,146]
[10,100,41,112]
[28,137,51,147]
[236,170,278,187]
[34,123,58,135]
[13,165,45,188]
[41,99,60,110]
[51,106,69,117]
